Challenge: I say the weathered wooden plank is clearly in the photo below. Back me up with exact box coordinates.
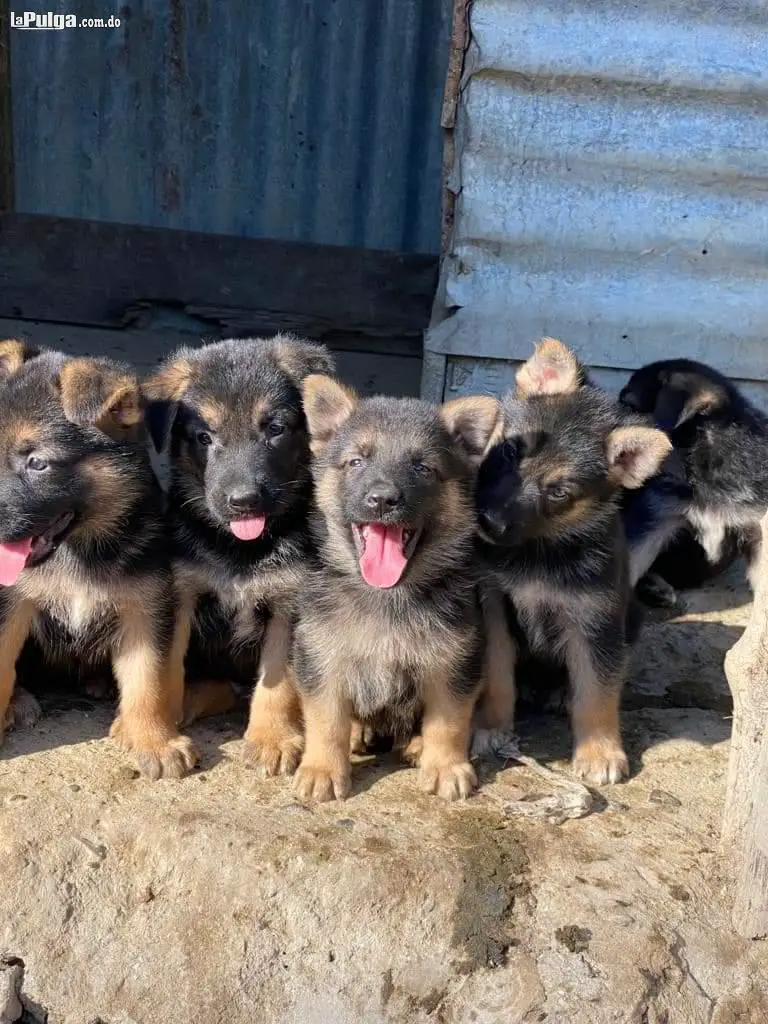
[0,0,13,212]
[0,317,422,397]
[723,510,768,938]
[0,213,438,335]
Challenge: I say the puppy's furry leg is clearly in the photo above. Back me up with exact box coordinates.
[0,600,34,743]
[183,680,241,725]
[349,718,376,754]
[110,595,198,779]
[743,529,762,593]
[472,589,517,759]
[294,688,352,801]
[6,688,43,732]
[165,596,195,727]
[419,672,479,800]
[566,630,628,785]
[243,612,303,776]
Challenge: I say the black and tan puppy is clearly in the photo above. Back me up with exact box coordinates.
[475,338,672,784]
[619,358,768,590]
[0,339,196,777]
[143,335,334,775]
[292,376,502,802]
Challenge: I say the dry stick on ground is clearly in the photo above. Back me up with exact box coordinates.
[722,509,768,939]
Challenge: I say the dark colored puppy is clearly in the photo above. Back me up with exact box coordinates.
[0,339,196,777]
[475,338,671,784]
[143,334,333,775]
[619,358,768,590]
[292,375,502,802]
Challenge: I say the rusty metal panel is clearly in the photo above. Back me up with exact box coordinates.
[425,0,768,399]
[11,0,451,253]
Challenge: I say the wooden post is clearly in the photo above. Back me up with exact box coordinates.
[0,0,14,213]
[722,510,768,938]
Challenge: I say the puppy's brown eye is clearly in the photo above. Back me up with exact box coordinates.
[266,421,285,438]
[548,484,569,502]
[348,457,365,469]
[27,456,49,472]
[413,462,432,475]
[197,431,213,447]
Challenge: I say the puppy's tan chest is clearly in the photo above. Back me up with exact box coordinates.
[20,576,115,635]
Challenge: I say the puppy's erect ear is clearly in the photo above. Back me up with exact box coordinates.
[272,334,336,383]
[142,356,194,403]
[56,358,142,439]
[440,395,502,466]
[302,374,358,453]
[516,338,583,398]
[654,371,727,431]
[606,426,672,489]
[141,357,195,453]
[0,338,38,380]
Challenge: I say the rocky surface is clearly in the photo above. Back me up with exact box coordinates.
[2,566,767,1024]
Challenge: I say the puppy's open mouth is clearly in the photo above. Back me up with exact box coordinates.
[0,511,75,586]
[351,523,422,589]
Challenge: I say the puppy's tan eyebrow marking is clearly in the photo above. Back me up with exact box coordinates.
[4,420,40,452]
[541,464,573,487]
[197,400,227,431]
[251,397,270,425]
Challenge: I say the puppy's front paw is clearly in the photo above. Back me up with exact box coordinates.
[109,716,198,780]
[418,759,477,801]
[572,739,629,785]
[293,761,351,802]
[243,723,303,777]
[4,688,43,732]
[402,734,423,766]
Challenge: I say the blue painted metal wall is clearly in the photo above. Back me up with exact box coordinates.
[424,0,768,406]
[11,0,451,253]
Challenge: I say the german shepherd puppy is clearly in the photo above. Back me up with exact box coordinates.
[292,375,502,802]
[475,339,671,784]
[0,339,196,778]
[619,358,768,590]
[143,335,334,775]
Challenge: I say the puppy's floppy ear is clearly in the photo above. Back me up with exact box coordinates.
[141,357,195,453]
[56,358,142,439]
[654,371,726,430]
[516,337,583,398]
[272,334,336,382]
[606,426,672,489]
[0,338,39,380]
[301,374,357,453]
[440,395,502,465]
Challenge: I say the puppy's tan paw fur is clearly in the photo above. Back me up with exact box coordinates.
[572,738,629,785]
[293,761,351,802]
[110,715,198,780]
[243,723,304,777]
[418,759,477,801]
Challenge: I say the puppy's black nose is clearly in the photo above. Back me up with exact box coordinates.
[227,490,262,512]
[478,508,508,538]
[364,482,403,516]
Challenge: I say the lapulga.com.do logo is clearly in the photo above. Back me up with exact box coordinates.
[10,11,121,29]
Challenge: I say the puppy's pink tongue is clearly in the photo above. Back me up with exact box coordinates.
[359,524,408,588]
[0,538,34,587]
[230,516,266,541]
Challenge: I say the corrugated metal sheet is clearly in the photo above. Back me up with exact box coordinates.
[425,0,768,405]
[11,0,451,253]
